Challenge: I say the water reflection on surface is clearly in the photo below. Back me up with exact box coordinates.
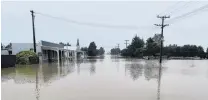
[2,56,208,100]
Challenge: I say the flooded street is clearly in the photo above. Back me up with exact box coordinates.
[2,55,208,100]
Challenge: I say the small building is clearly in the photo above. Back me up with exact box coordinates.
[8,40,76,62]
[3,39,88,63]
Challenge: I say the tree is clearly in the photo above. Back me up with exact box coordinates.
[197,46,205,58]
[66,42,71,46]
[81,47,88,55]
[206,48,208,58]
[207,48,208,54]
[98,47,105,55]
[88,42,97,56]
[59,42,65,46]
[131,35,144,49]
[163,44,206,58]
[152,34,162,46]
[207,48,208,53]
[121,35,144,57]
[144,37,160,56]
[111,48,120,55]
[130,35,144,57]
[81,47,88,52]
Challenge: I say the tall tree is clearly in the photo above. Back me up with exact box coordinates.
[131,35,144,49]
[129,35,144,57]
[98,47,105,55]
[206,48,208,58]
[197,46,205,58]
[144,37,160,56]
[120,35,144,57]
[88,42,97,56]
[206,48,208,54]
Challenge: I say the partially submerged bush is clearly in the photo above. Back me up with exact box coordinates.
[16,51,39,64]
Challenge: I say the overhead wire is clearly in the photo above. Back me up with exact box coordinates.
[35,12,152,30]
[34,11,157,49]
[168,1,193,16]
[158,1,183,16]
[167,4,208,24]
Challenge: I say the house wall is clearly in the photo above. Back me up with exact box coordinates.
[1,50,9,55]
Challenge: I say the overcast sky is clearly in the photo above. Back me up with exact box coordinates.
[2,1,208,51]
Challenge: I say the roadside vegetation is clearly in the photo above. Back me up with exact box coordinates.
[111,34,208,59]
[16,50,39,64]
[81,41,105,56]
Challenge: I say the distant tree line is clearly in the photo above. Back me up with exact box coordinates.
[81,42,105,56]
[111,34,208,59]
[163,44,207,58]
[59,42,71,46]
[110,48,120,55]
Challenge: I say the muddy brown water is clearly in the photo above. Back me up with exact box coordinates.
[2,55,208,100]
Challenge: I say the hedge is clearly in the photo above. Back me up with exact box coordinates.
[16,51,39,64]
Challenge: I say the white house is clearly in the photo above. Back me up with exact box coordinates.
[4,39,86,62]
[8,40,75,62]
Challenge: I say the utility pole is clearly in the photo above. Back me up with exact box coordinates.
[30,10,36,53]
[115,44,120,57]
[154,15,170,64]
[124,40,129,48]
[117,44,120,49]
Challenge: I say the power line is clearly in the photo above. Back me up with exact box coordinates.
[35,11,145,30]
[167,4,208,24]
[169,1,193,15]
[159,1,183,16]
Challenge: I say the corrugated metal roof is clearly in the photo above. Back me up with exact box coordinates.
[41,40,64,48]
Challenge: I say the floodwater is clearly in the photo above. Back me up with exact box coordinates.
[2,55,208,100]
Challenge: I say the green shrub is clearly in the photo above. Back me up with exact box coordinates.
[16,51,39,64]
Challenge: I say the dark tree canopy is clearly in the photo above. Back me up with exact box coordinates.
[163,44,206,58]
[66,42,71,46]
[59,42,65,46]
[88,42,97,56]
[131,35,145,49]
[206,48,208,58]
[81,47,88,52]
[81,42,105,56]
[120,35,145,57]
[206,48,208,54]
[98,47,105,55]
[111,48,120,55]
[118,34,207,59]
[144,37,160,56]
